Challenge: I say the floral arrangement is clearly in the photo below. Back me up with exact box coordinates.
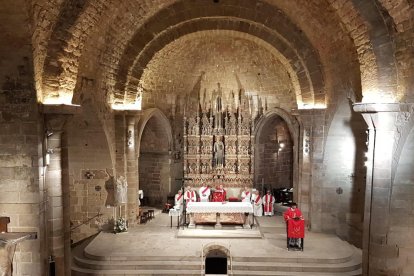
[114,217,128,233]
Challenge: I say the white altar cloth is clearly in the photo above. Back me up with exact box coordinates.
[186,202,253,213]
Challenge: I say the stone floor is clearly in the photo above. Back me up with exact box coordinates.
[84,211,359,262]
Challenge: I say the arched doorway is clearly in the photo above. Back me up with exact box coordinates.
[203,244,229,275]
[137,109,173,207]
[254,109,298,203]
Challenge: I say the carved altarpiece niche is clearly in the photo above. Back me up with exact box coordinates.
[183,85,255,188]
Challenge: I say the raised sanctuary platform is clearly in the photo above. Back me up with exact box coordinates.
[72,210,362,275]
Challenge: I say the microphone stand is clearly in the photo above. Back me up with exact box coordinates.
[181,180,186,229]
[251,199,255,228]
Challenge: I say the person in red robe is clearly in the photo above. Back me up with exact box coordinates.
[283,202,304,250]
[212,184,226,202]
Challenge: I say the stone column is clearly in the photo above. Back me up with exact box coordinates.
[354,103,404,276]
[126,114,139,225]
[42,104,80,276]
[114,112,140,225]
[295,109,326,231]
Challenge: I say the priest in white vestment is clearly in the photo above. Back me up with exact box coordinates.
[174,190,184,212]
[241,186,251,202]
[262,190,275,216]
[184,186,197,206]
[252,190,263,217]
[198,183,211,202]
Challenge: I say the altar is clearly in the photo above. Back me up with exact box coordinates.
[186,202,253,228]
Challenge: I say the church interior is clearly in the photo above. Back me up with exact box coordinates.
[1,0,414,275]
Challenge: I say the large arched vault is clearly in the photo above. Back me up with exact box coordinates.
[34,0,405,109]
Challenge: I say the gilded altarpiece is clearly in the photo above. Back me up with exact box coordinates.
[183,87,254,188]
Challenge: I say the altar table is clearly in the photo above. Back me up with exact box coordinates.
[186,202,253,228]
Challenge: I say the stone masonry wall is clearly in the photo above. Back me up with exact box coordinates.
[322,96,367,248]
[389,124,414,275]
[139,154,170,207]
[67,99,114,243]
[0,69,43,276]
[140,33,296,114]
[255,116,293,191]
[0,1,45,275]
[139,117,171,207]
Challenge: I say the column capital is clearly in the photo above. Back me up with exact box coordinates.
[41,104,82,132]
[352,103,413,113]
[353,103,414,131]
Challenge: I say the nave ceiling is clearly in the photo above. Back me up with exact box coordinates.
[29,0,412,113]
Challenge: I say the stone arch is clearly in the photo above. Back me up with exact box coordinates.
[113,0,325,108]
[253,108,300,202]
[203,243,230,275]
[392,109,414,181]
[37,0,401,106]
[136,108,173,206]
[390,122,414,275]
[121,20,318,109]
[136,108,173,153]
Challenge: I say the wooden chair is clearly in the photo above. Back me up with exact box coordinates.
[0,217,10,233]
[138,210,147,224]
[147,210,155,220]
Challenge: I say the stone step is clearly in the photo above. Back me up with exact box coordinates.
[72,266,362,276]
[232,255,353,264]
[82,253,351,264]
[75,255,360,273]
[72,265,203,276]
[74,255,202,270]
[232,269,362,276]
[84,251,201,261]
[84,250,354,264]
[231,257,361,273]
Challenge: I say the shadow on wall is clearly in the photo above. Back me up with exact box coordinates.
[337,98,367,247]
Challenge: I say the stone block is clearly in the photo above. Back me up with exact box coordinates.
[0,192,19,203]
[19,192,39,203]
[19,214,40,227]
[14,262,41,276]
[0,203,36,214]
[0,167,15,179]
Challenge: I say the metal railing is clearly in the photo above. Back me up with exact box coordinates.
[70,211,102,231]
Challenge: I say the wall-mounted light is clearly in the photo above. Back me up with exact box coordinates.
[45,149,54,166]
[45,130,54,137]
[303,130,310,155]
[278,142,285,152]
[127,128,134,148]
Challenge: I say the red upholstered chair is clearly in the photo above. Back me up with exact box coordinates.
[228,197,239,202]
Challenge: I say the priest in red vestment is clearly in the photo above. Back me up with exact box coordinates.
[283,202,304,250]
[212,184,226,202]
